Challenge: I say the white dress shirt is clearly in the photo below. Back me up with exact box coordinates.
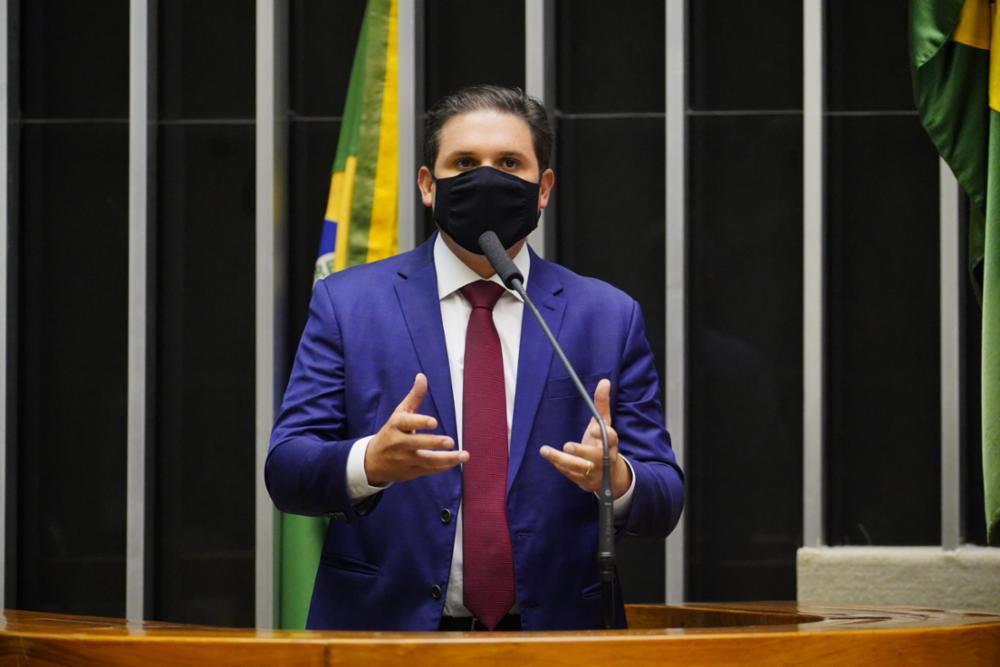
[345,234,634,617]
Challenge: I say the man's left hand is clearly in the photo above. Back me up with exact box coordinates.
[539,379,632,499]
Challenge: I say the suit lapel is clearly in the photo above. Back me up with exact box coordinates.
[508,250,565,494]
[393,241,458,441]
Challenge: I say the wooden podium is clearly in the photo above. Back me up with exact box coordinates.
[1,603,998,666]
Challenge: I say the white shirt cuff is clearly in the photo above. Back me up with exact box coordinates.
[612,455,636,523]
[346,435,392,501]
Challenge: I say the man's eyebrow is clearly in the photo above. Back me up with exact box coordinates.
[441,149,530,159]
[440,150,476,159]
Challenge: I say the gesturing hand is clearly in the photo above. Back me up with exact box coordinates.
[538,379,632,499]
[364,373,468,485]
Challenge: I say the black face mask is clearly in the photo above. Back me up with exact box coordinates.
[432,166,541,253]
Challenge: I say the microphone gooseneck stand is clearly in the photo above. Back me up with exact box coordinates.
[477,231,616,630]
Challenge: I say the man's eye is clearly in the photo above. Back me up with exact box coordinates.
[501,158,518,169]
[456,157,475,168]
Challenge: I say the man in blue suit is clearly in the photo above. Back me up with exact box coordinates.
[266,85,684,631]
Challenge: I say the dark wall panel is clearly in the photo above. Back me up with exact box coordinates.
[159,1,255,120]
[556,118,666,380]
[154,125,255,626]
[154,0,256,626]
[290,0,367,117]
[18,122,128,615]
[556,116,667,602]
[21,1,128,118]
[689,0,802,111]
[964,270,986,545]
[553,0,668,603]
[687,114,803,601]
[823,1,942,547]
[824,115,941,546]
[826,2,914,112]
[15,0,129,617]
[686,0,802,602]
[556,0,664,114]
[425,0,525,106]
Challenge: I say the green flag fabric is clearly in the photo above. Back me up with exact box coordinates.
[911,0,1000,545]
[278,0,398,629]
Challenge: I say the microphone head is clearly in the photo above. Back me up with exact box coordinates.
[477,231,524,289]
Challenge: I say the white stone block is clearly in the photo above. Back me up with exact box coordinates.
[797,546,1000,612]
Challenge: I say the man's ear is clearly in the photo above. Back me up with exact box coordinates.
[538,168,555,210]
[417,166,435,208]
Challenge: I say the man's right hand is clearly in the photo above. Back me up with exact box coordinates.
[364,373,468,485]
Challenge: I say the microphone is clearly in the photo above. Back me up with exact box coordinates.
[478,231,616,630]
[477,230,524,287]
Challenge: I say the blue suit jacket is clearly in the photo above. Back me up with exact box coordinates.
[266,236,684,631]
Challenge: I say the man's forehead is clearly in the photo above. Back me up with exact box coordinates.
[437,109,534,151]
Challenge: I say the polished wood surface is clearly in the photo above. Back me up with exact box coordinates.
[1,603,998,666]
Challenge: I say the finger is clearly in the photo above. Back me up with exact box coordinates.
[587,420,618,442]
[392,411,438,433]
[539,445,595,476]
[544,455,594,489]
[396,373,428,413]
[593,379,611,425]
[413,449,470,469]
[561,442,600,476]
[562,441,600,458]
[397,433,455,450]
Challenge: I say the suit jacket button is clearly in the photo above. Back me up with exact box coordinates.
[440,508,452,524]
[431,585,442,600]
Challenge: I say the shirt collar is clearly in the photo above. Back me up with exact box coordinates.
[433,233,531,302]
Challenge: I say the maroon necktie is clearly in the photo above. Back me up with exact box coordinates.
[460,280,515,630]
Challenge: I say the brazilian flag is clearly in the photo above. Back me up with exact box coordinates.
[911,0,1000,545]
[279,0,399,629]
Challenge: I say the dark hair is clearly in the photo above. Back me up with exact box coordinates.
[423,84,553,173]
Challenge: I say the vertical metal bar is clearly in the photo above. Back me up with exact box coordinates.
[664,0,686,605]
[2,0,18,610]
[398,0,416,253]
[255,0,288,630]
[127,0,154,622]
[0,0,8,610]
[940,159,963,549]
[802,0,825,548]
[525,0,553,258]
